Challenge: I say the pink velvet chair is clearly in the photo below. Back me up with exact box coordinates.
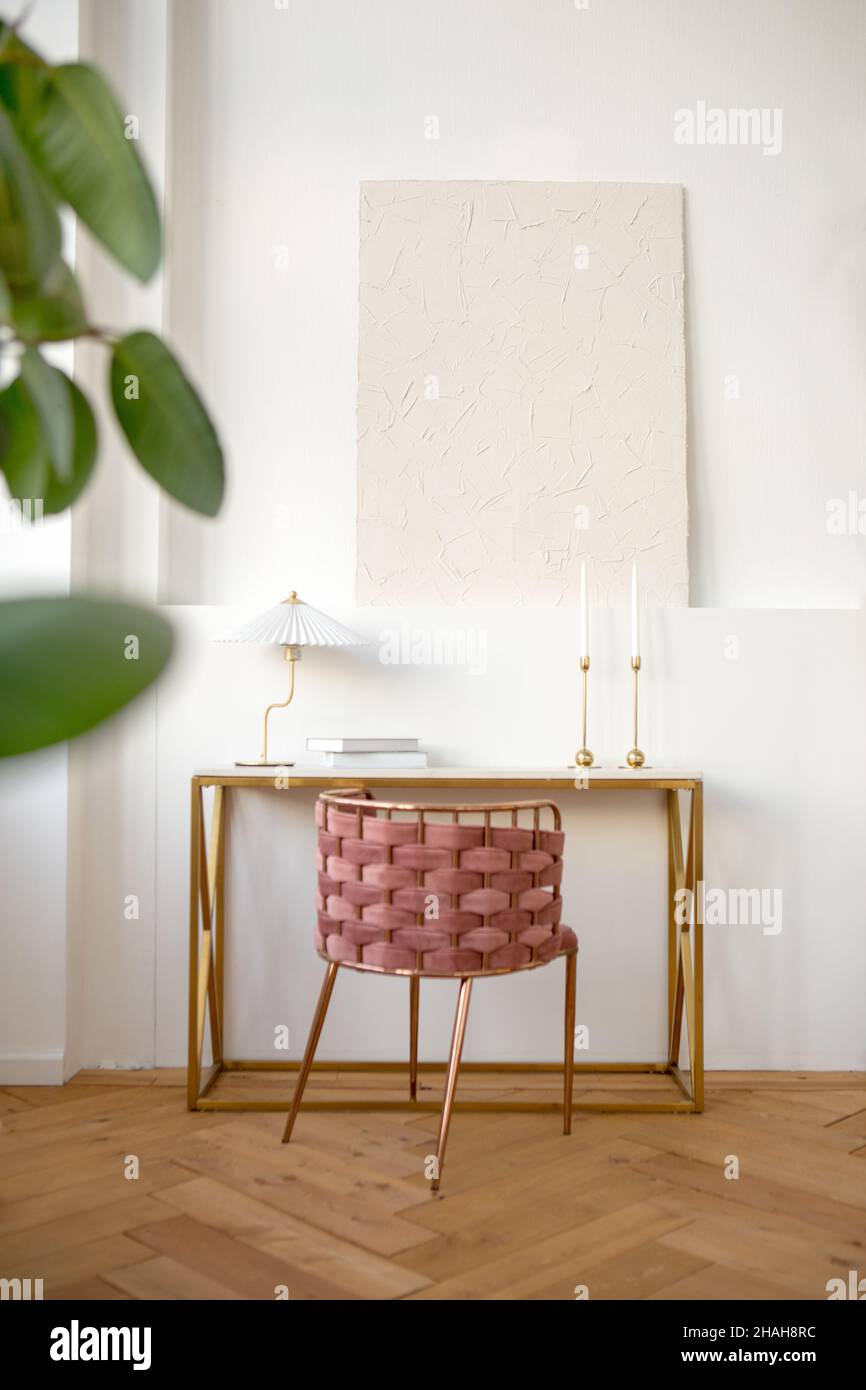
[281,790,579,1189]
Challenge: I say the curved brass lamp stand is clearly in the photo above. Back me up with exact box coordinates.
[235,644,299,767]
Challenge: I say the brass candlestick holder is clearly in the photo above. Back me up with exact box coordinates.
[575,655,596,768]
[625,655,646,768]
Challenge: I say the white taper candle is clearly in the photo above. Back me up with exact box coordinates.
[580,561,589,659]
[631,563,640,658]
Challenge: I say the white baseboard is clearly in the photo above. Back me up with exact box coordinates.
[0,1051,65,1085]
[708,1053,866,1071]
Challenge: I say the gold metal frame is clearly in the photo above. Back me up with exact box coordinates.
[187,772,704,1117]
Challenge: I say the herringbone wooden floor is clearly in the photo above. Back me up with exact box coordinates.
[1,1069,864,1300]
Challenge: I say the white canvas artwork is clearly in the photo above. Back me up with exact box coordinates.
[356,180,688,606]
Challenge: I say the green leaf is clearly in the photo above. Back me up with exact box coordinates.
[110,330,224,516]
[9,257,88,342]
[42,372,96,511]
[0,259,10,319]
[0,374,49,502]
[0,28,49,127]
[20,346,73,478]
[27,63,160,282]
[0,367,97,513]
[0,104,61,289]
[0,595,173,756]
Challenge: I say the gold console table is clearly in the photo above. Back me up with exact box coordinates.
[188,768,703,1117]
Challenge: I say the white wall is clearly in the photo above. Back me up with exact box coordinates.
[3,0,865,1081]
[0,0,78,1085]
[66,0,169,1075]
[147,605,865,1070]
[161,0,866,611]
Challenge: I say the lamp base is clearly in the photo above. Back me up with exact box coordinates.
[234,758,295,768]
[620,749,647,769]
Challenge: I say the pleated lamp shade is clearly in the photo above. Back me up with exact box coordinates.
[216,593,366,765]
[216,593,366,648]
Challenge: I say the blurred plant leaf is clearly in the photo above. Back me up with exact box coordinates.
[42,371,97,511]
[25,63,160,282]
[0,373,48,500]
[0,32,225,759]
[110,330,224,516]
[7,256,88,341]
[0,25,49,125]
[0,367,97,512]
[0,103,61,289]
[20,345,72,478]
[0,595,173,756]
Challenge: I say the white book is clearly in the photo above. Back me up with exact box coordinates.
[318,751,428,768]
[307,737,419,753]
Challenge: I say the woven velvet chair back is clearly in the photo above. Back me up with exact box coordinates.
[315,790,566,977]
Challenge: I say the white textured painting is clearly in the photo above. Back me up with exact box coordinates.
[356,181,688,606]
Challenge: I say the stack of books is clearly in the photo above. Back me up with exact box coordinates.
[306,737,428,768]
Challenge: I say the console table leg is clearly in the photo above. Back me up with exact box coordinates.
[693,781,704,1111]
[187,781,202,1110]
[188,779,226,1110]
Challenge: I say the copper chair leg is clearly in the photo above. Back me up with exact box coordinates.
[431,977,473,1193]
[409,976,420,1101]
[563,952,577,1135]
[281,962,339,1144]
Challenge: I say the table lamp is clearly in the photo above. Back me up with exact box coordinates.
[215,592,367,766]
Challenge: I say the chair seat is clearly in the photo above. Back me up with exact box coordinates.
[559,926,579,954]
[317,924,578,977]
